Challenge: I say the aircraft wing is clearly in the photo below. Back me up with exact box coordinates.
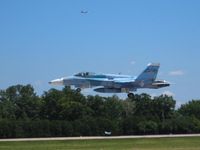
[86,77,136,85]
[113,78,135,83]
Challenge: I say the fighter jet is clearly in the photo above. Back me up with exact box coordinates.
[81,10,88,14]
[49,63,170,98]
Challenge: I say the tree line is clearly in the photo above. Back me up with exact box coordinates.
[0,84,200,138]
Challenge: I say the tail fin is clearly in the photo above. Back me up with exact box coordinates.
[136,63,160,81]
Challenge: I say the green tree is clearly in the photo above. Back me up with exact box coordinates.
[59,87,91,121]
[138,120,158,134]
[41,88,63,120]
[178,100,200,120]
[86,95,105,117]
[0,85,41,120]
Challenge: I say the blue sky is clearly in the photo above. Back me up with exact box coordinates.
[0,0,200,105]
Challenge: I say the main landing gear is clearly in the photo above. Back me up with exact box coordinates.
[76,88,81,92]
[127,93,134,98]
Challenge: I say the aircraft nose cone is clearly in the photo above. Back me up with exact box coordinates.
[49,78,64,86]
[164,81,170,87]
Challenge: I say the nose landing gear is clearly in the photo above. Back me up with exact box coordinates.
[127,93,134,98]
[76,88,81,92]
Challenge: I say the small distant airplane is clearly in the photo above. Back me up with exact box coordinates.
[49,63,170,98]
[81,10,88,14]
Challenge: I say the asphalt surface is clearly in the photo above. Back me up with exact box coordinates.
[0,134,200,142]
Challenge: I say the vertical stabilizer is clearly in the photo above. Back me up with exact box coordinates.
[136,63,160,81]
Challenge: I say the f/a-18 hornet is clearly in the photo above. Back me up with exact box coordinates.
[49,63,170,98]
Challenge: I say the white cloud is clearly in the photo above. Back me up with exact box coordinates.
[130,61,136,65]
[162,90,175,97]
[169,70,184,76]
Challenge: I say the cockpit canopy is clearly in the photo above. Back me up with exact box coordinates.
[74,72,96,77]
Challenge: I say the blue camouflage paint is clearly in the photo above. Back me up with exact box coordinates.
[49,63,170,94]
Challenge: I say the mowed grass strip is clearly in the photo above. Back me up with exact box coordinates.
[0,137,200,150]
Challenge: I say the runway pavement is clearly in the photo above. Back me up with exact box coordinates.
[0,134,200,142]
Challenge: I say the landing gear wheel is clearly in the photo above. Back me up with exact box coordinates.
[76,88,81,92]
[128,93,134,98]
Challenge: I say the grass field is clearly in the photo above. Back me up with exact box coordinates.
[0,137,200,150]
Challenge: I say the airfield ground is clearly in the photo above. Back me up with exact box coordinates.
[0,135,200,150]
